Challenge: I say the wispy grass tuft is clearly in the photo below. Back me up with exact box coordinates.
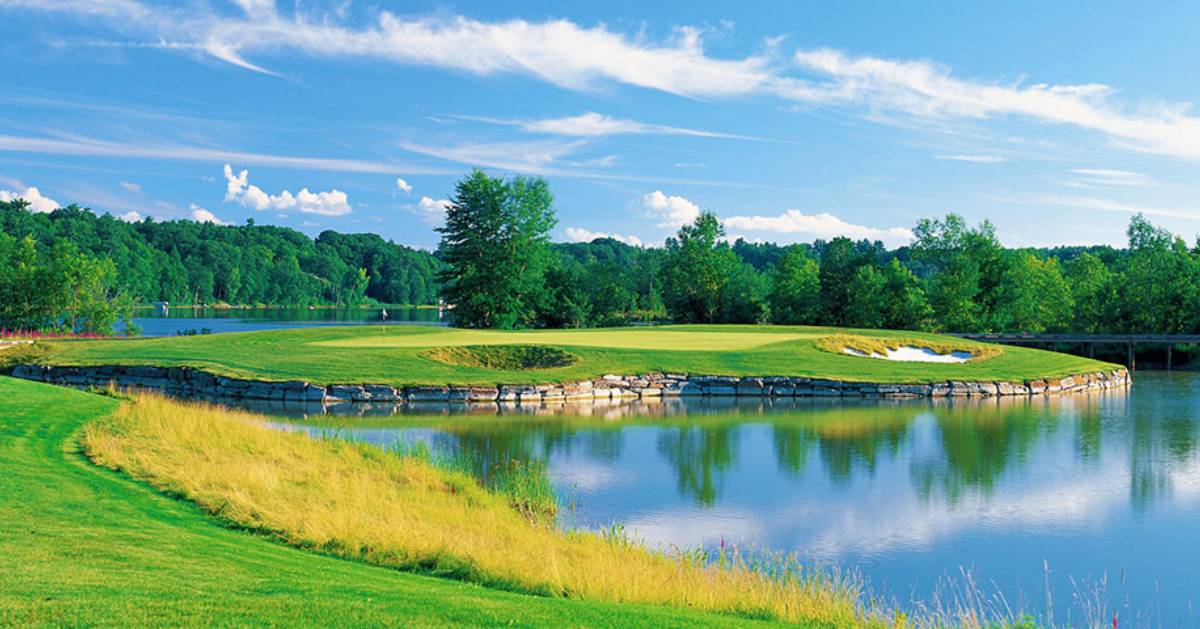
[815,334,1002,363]
[81,393,869,626]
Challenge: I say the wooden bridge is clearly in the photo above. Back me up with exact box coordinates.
[947,333,1200,370]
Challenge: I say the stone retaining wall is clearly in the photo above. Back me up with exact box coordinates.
[10,363,1131,405]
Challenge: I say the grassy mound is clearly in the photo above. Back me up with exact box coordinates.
[2,377,809,627]
[422,344,580,370]
[80,392,865,626]
[814,334,1002,363]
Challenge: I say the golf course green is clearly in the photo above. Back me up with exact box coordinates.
[27,324,1114,386]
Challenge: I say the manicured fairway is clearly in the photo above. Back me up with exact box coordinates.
[0,377,801,628]
[315,327,822,350]
[32,324,1118,386]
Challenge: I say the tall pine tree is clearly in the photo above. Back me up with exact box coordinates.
[436,170,557,329]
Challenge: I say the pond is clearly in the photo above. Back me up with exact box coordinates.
[261,371,1200,624]
[129,306,445,337]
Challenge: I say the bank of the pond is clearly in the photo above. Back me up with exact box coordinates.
[0,376,828,628]
[11,362,1131,406]
[82,390,864,626]
[15,325,1122,394]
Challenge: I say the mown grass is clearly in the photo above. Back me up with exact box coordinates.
[34,324,1117,385]
[0,376,834,627]
[814,334,1002,362]
[81,392,869,626]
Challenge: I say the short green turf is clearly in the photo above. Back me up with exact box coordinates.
[0,376,809,628]
[32,324,1118,386]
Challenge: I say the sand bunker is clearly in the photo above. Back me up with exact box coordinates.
[842,346,973,363]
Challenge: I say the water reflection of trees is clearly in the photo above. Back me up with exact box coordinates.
[431,419,623,484]
[1125,375,1200,515]
[656,426,739,505]
[773,407,913,485]
[910,400,1057,504]
[367,377,1198,514]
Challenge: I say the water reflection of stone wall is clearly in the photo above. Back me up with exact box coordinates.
[11,363,1130,413]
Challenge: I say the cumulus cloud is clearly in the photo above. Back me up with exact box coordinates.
[189,204,226,224]
[395,177,413,193]
[117,210,143,222]
[642,190,701,228]
[406,195,450,227]
[0,186,60,213]
[563,227,644,247]
[223,164,351,216]
[722,209,914,247]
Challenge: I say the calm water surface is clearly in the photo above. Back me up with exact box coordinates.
[129,306,444,336]
[267,372,1200,623]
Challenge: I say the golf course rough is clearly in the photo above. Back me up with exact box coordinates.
[0,376,807,627]
[10,325,1128,403]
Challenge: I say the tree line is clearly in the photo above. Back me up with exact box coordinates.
[4,170,1198,336]
[439,170,1199,335]
[0,199,443,331]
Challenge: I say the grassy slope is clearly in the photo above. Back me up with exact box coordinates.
[35,324,1117,386]
[0,376,798,628]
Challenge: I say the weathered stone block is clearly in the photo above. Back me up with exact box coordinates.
[736,378,764,396]
[407,386,450,402]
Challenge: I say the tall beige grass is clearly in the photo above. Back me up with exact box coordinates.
[82,393,868,626]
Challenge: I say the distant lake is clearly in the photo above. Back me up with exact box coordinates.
[130,306,446,337]
[263,372,1200,625]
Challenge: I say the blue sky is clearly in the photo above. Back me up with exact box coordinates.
[2,1,1200,249]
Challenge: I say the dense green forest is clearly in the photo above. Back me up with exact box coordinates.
[0,200,442,308]
[3,170,1198,337]
[439,171,1197,335]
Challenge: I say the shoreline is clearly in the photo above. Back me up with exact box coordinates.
[10,363,1132,405]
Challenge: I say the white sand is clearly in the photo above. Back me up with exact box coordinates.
[842,346,972,363]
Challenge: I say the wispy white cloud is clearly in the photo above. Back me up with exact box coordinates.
[1065,168,1152,188]
[642,190,701,228]
[0,132,453,175]
[119,180,142,193]
[935,154,1007,163]
[15,3,1200,162]
[0,186,60,212]
[466,112,759,140]
[398,138,587,174]
[395,177,412,194]
[563,226,644,247]
[723,209,914,247]
[1008,193,1200,221]
[789,48,1200,159]
[223,164,351,216]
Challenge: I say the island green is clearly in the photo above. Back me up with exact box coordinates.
[31,324,1117,386]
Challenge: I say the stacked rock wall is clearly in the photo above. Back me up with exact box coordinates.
[10,363,1131,405]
